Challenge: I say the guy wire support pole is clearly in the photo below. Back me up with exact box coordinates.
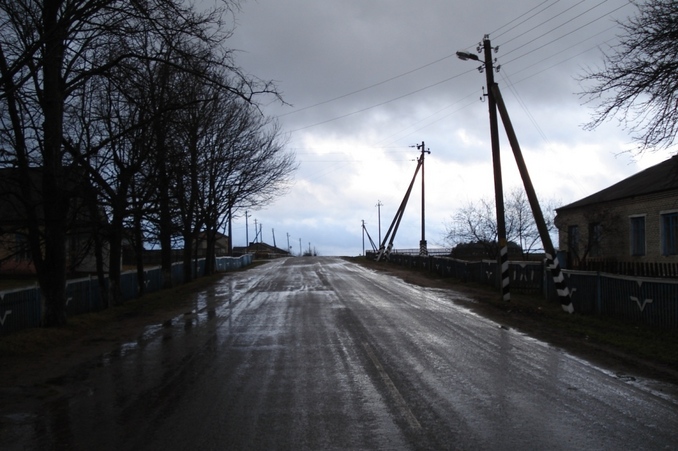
[362,220,378,253]
[417,141,431,257]
[491,84,575,314]
[484,35,510,302]
[376,158,423,261]
[376,200,383,245]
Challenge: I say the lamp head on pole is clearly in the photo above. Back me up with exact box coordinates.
[456,51,480,62]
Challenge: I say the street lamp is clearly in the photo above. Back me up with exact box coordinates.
[455,51,480,61]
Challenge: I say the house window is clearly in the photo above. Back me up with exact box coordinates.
[567,225,579,257]
[588,222,602,257]
[14,233,30,261]
[661,212,678,255]
[630,216,646,256]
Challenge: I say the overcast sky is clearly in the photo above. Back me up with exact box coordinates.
[223,0,672,256]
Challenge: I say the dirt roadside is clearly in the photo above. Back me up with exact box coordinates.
[0,273,229,391]
[1,258,678,395]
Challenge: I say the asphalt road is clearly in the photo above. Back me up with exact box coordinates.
[3,257,678,450]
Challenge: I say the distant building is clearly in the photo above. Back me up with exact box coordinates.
[233,242,290,259]
[0,168,108,275]
[194,232,230,257]
[555,155,678,268]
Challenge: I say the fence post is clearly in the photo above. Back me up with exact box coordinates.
[596,271,602,315]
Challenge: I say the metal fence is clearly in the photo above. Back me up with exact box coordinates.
[0,254,253,336]
[390,248,452,256]
[368,251,678,329]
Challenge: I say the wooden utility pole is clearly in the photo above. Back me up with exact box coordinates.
[483,36,510,302]
[376,157,423,261]
[376,200,383,245]
[245,211,249,246]
[417,142,430,256]
[491,84,574,313]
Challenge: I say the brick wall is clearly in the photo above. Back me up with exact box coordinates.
[556,189,678,263]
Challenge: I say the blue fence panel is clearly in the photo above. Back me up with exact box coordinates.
[564,271,599,314]
[120,271,139,301]
[599,274,678,329]
[0,254,253,336]
[66,277,104,315]
[0,286,41,335]
[171,262,184,285]
[509,261,543,294]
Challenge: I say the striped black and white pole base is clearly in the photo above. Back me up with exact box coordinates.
[545,252,574,313]
[419,240,428,257]
[500,242,510,302]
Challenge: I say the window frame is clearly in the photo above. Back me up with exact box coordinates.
[629,215,646,257]
[661,210,678,256]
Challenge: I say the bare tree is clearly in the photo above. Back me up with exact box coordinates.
[0,0,280,326]
[445,188,558,260]
[556,206,622,268]
[580,0,678,153]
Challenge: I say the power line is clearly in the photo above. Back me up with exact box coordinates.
[502,0,629,61]
[279,53,457,117]
[492,0,562,39]
[499,0,587,47]
[289,68,476,133]
[507,25,618,81]
[283,1,631,137]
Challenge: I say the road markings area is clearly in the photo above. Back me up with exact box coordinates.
[362,341,422,431]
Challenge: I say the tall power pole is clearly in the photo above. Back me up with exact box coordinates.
[376,200,383,245]
[483,36,510,303]
[417,141,430,257]
[245,211,249,246]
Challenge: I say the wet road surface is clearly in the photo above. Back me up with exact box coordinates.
[2,257,678,450]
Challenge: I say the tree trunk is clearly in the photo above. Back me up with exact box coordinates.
[40,0,69,327]
[133,207,146,297]
[107,213,124,306]
[183,233,194,283]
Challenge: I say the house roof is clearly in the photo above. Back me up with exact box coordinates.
[556,155,678,212]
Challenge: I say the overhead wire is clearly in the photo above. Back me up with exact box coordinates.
[506,24,618,80]
[286,0,632,138]
[499,0,587,47]
[502,0,629,61]
[499,68,552,147]
[289,68,477,133]
[279,53,458,117]
[492,0,562,39]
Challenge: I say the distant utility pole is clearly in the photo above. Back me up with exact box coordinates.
[287,233,291,255]
[272,229,276,248]
[245,211,249,246]
[299,238,302,255]
[253,218,258,244]
[362,220,366,255]
[417,141,430,257]
[376,200,383,245]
